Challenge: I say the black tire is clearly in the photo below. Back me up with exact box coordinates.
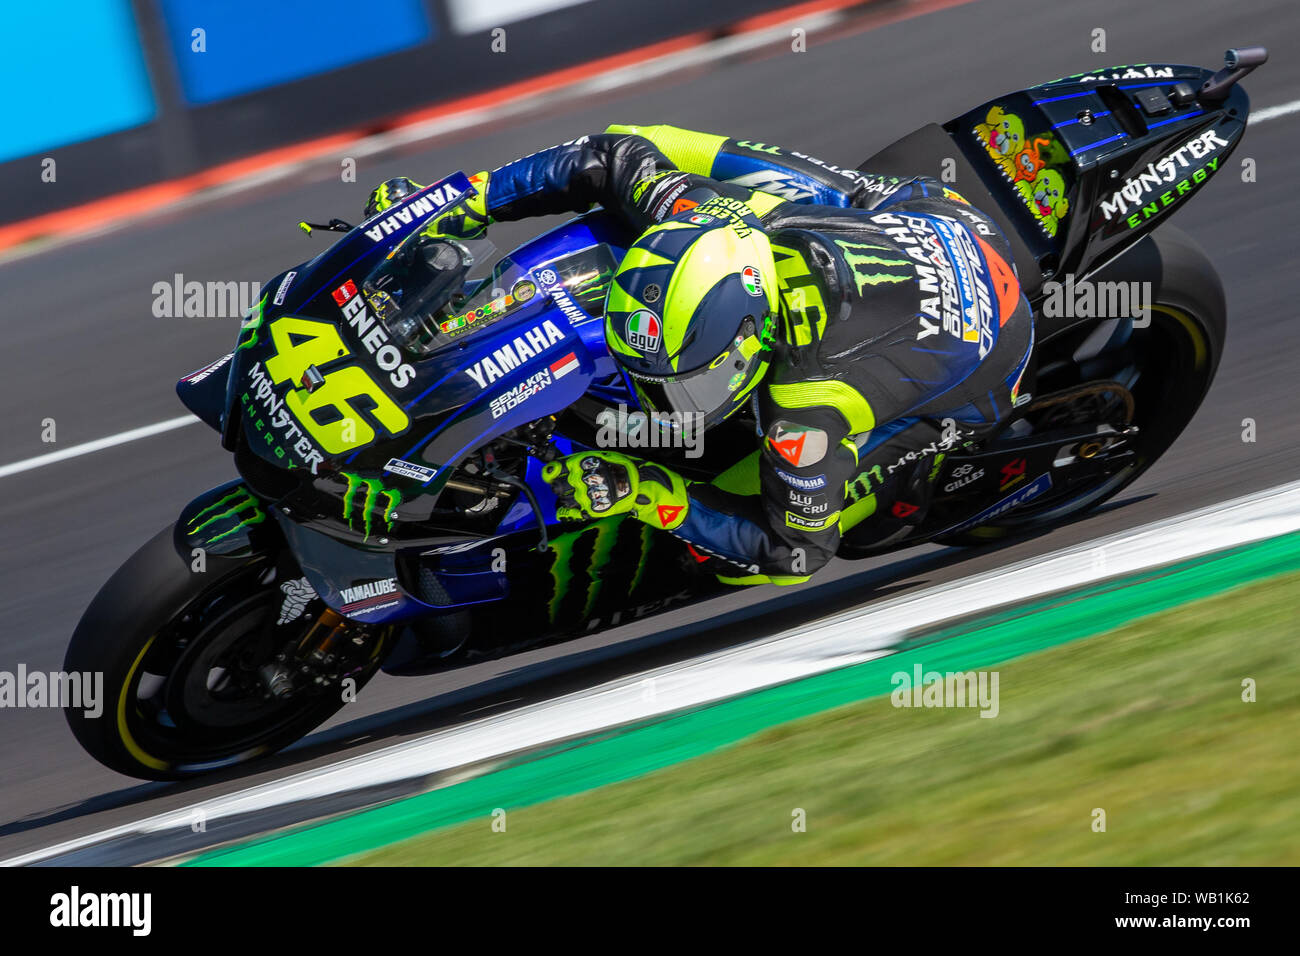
[938,224,1226,544]
[63,526,389,780]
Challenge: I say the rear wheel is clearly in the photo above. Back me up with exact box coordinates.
[64,526,390,780]
[939,225,1225,544]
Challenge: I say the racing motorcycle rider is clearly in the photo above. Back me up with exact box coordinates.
[364,125,1033,585]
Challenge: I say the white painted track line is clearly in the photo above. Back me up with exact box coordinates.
[1250,98,1300,124]
[0,416,200,480]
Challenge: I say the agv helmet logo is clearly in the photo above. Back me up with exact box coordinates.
[626,309,662,353]
[741,266,763,296]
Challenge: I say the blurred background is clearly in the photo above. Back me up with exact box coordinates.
[1,0,801,223]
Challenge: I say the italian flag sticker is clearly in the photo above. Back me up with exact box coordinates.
[741,266,763,296]
[626,309,662,353]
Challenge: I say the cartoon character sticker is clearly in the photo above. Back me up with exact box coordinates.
[975,106,1026,176]
[1010,135,1053,183]
[1015,169,1069,237]
[974,105,1071,238]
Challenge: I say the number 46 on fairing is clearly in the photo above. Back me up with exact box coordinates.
[264,316,409,455]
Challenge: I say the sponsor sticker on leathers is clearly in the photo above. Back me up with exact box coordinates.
[767,422,828,467]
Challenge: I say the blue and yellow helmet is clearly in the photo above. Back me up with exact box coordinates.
[604,208,779,428]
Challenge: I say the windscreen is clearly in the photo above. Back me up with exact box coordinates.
[360,236,494,355]
[440,242,620,340]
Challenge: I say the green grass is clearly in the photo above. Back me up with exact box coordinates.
[350,570,1300,866]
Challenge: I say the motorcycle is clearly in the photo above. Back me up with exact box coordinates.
[65,49,1264,779]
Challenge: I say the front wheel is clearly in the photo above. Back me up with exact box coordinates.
[64,526,390,780]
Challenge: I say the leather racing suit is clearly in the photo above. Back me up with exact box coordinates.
[384,126,1033,585]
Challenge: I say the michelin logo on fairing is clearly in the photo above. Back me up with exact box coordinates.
[947,473,1052,534]
[463,320,566,388]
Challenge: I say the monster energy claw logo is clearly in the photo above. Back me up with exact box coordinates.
[545,518,654,624]
[846,464,884,503]
[341,472,401,541]
[568,267,614,309]
[235,296,266,351]
[833,240,912,295]
[188,487,266,544]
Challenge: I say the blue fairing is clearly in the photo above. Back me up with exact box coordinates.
[323,210,644,621]
[201,181,658,624]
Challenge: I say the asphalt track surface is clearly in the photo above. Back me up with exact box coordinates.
[1,0,1298,861]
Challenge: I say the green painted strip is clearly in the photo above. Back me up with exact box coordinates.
[187,531,1300,867]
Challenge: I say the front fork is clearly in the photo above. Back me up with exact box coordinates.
[256,607,377,699]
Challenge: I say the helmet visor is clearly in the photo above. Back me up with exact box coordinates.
[628,324,768,430]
